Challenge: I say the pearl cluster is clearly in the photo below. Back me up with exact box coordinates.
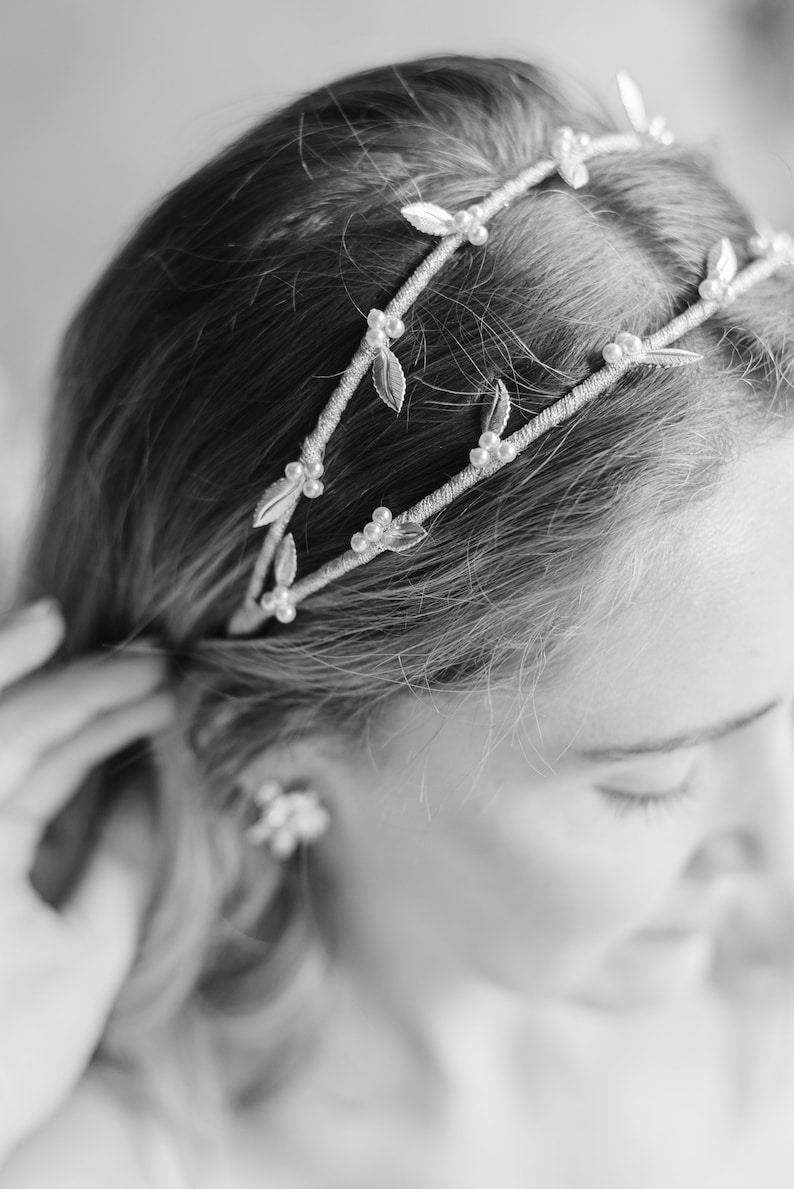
[748,228,792,258]
[246,779,330,859]
[469,430,517,470]
[451,204,489,246]
[351,505,393,553]
[645,116,674,146]
[551,126,591,162]
[601,331,644,365]
[281,457,325,500]
[365,308,405,350]
[259,584,297,624]
[698,276,736,305]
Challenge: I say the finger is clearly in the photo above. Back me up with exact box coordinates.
[0,691,175,880]
[0,654,168,802]
[0,600,64,693]
[62,776,158,996]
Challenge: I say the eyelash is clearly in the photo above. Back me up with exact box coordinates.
[595,777,696,821]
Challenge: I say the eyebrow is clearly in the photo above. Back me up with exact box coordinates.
[571,698,783,763]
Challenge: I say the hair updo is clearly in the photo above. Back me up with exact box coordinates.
[25,55,794,1114]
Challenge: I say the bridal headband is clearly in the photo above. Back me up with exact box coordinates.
[228,74,794,638]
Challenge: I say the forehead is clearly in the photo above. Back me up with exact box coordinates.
[530,431,794,756]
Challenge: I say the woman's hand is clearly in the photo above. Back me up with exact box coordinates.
[0,600,174,1165]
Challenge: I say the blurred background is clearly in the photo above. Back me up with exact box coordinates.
[1,0,793,607]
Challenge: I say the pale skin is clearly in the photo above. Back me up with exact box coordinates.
[0,605,174,1171]
[3,430,794,1187]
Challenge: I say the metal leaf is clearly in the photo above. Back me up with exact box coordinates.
[401,202,454,237]
[557,157,589,190]
[481,378,512,436]
[751,219,775,250]
[617,72,647,133]
[382,521,428,552]
[274,533,298,587]
[707,238,737,284]
[633,349,703,369]
[253,476,303,528]
[372,347,406,414]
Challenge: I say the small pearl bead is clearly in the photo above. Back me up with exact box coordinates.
[285,460,306,481]
[748,235,766,256]
[275,604,296,624]
[367,309,387,328]
[273,586,291,605]
[469,446,490,468]
[350,532,368,553]
[468,225,489,246]
[271,831,296,858]
[497,441,517,462]
[363,521,383,542]
[304,459,324,478]
[574,132,591,151]
[468,204,485,222]
[552,127,574,155]
[303,478,324,498]
[259,593,276,612]
[366,327,388,349]
[602,342,623,365]
[478,430,500,450]
[453,210,473,232]
[384,315,405,339]
[721,286,736,304]
[372,506,392,526]
[253,778,283,807]
[698,279,721,301]
[615,332,642,354]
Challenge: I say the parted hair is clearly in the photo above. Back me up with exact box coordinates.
[24,54,794,1123]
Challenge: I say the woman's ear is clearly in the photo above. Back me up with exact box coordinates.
[234,733,376,865]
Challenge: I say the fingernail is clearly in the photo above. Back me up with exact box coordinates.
[9,597,62,626]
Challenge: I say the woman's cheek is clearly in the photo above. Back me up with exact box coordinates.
[486,782,701,943]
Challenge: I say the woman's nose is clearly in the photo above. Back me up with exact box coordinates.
[689,831,755,881]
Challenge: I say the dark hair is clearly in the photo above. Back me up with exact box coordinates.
[24,55,794,1113]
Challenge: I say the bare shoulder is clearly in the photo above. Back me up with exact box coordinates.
[0,1072,148,1189]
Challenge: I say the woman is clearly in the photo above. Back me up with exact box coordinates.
[2,54,794,1186]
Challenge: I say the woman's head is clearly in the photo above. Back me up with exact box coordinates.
[25,55,794,1099]
[31,57,792,687]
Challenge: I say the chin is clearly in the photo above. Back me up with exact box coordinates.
[571,931,716,1013]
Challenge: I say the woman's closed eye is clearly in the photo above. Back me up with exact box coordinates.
[594,776,696,820]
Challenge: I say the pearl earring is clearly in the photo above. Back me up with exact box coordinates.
[246,778,330,859]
